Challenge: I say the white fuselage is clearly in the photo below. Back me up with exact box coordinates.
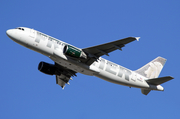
[6,27,163,91]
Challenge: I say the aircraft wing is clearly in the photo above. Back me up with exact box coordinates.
[82,37,139,65]
[55,63,77,89]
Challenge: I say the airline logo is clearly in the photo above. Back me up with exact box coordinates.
[145,62,163,79]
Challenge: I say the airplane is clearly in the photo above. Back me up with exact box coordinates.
[6,27,174,95]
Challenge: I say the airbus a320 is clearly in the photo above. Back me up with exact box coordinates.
[6,27,174,95]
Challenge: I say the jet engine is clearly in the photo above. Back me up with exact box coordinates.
[63,45,87,59]
[38,62,59,75]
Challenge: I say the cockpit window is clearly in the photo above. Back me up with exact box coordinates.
[16,27,24,31]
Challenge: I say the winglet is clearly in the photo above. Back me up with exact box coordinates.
[62,86,65,90]
[135,37,140,41]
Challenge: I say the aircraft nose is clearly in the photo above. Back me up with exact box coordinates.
[6,29,13,37]
[6,29,20,43]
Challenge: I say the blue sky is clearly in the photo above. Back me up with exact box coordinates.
[1,0,179,119]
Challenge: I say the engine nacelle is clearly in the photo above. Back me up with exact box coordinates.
[38,62,57,75]
[63,45,87,59]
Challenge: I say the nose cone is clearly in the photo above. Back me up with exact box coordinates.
[6,28,27,46]
[6,29,14,38]
[6,29,18,42]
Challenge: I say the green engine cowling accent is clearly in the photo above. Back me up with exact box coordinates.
[64,45,87,59]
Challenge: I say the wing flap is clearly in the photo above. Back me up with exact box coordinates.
[56,75,66,89]
[56,75,71,89]
[55,63,77,89]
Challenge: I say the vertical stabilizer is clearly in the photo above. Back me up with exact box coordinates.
[135,57,166,79]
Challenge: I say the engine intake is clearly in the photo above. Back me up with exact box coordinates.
[63,45,87,59]
[38,62,57,75]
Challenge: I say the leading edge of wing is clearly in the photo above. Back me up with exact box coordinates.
[82,37,139,58]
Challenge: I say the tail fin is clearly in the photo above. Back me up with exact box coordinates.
[135,57,166,79]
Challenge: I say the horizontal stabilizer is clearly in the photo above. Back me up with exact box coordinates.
[141,89,151,95]
[146,76,174,85]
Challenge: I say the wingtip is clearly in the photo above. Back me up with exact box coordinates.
[169,76,174,79]
[62,86,65,90]
[135,37,140,41]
